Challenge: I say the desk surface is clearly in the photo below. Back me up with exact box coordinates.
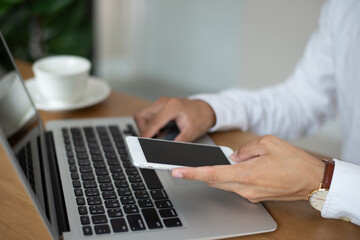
[10,62,360,239]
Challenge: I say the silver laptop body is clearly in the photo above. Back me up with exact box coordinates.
[0,33,276,240]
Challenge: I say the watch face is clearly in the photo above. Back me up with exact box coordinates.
[309,189,328,211]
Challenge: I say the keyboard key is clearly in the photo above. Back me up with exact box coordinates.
[74,188,83,196]
[128,175,142,183]
[89,205,105,215]
[80,166,92,173]
[127,214,146,231]
[90,148,101,155]
[163,218,183,228]
[72,180,81,188]
[105,151,117,159]
[69,165,78,172]
[83,226,93,235]
[81,173,95,180]
[84,180,97,188]
[93,161,106,168]
[159,209,178,218]
[76,197,86,205]
[115,180,129,188]
[138,199,154,208]
[150,190,168,200]
[108,208,123,218]
[117,187,132,196]
[125,168,139,175]
[92,155,104,161]
[78,206,88,215]
[105,200,120,208]
[107,159,120,166]
[110,218,128,232]
[100,183,114,191]
[68,158,76,165]
[110,165,122,173]
[96,168,109,176]
[102,191,117,199]
[80,215,90,225]
[132,183,146,191]
[122,160,133,168]
[98,175,112,183]
[135,191,150,199]
[140,169,163,189]
[92,215,108,224]
[120,196,135,205]
[85,188,100,197]
[87,197,102,205]
[155,200,173,209]
[123,204,139,214]
[94,224,111,234]
[71,172,79,180]
[77,152,89,159]
[78,159,90,166]
[112,172,126,180]
[75,146,87,153]
[142,208,163,229]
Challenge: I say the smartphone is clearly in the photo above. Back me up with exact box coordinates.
[125,136,236,170]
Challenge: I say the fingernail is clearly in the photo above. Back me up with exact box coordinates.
[230,151,238,160]
[172,170,183,178]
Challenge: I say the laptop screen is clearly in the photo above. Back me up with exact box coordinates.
[0,33,57,234]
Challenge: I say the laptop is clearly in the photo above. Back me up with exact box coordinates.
[0,33,276,239]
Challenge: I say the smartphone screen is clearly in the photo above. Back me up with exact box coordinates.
[139,138,231,167]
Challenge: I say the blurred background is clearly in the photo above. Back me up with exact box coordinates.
[1,0,340,158]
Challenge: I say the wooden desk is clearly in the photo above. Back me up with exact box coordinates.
[1,62,359,240]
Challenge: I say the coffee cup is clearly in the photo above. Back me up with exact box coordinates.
[32,55,91,105]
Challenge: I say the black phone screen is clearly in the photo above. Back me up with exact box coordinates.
[139,138,231,167]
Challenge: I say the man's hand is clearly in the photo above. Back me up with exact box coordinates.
[172,135,325,202]
[134,97,216,142]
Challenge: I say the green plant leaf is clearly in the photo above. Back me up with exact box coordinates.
[31,0,75,15]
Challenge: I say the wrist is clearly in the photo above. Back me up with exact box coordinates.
[307,160,326,197]
[194,100,216,129]
[308,159,335,211]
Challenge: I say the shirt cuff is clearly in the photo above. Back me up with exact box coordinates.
[189,92,249,132]
[321,159,360,226]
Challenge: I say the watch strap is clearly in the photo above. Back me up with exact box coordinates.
[322,159,335,189]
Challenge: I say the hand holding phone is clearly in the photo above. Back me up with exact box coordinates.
[125,136,235,170]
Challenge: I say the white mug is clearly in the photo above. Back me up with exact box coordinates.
[32,55,91,105]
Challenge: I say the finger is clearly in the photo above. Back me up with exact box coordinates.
[134,98,170,134]
[173,128,195,142]
[172,165,237,184]
[231,139,267,162]
[141,102,182,138]
[134,116,149,135]
[142,112,176,138]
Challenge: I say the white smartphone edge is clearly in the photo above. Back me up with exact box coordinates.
[125,136,236,170]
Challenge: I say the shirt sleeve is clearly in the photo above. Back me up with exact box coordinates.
[321,159,360,226]
[189,0,337,140]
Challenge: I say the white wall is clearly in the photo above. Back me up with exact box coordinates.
[95,0,341,158]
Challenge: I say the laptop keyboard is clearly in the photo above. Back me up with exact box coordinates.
[17,142,36,193]
[62,124,183,236]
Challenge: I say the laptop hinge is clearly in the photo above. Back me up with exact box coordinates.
[46,131,70,234]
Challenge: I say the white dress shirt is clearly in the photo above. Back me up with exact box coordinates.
[191,0,360,225]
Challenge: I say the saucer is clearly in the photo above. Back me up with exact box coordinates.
[25,76,111,111]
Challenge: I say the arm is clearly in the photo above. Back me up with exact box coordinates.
[191,0,337,140]
[172,135,360,226]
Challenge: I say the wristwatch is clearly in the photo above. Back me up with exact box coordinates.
[308,159,335,212]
